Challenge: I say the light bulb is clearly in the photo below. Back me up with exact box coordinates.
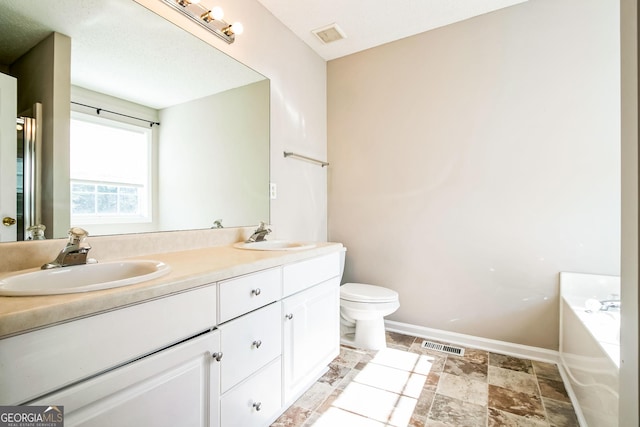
[231,22,244,35]
[210,6,224,20]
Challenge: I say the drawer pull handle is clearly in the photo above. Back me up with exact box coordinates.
[285,313,294,320]
[253,402,262,411]
[253,340,262,348]
[251,288,262,296]
[212,352,223,362]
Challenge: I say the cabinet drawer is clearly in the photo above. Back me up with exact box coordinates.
[283,252,341,297]
[221,357,282,427]
[220,302,281,392]
[218,268,282,323]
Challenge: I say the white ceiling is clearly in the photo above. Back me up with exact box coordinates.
[255,0,528,61]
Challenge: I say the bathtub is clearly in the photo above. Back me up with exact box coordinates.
[560,272,619,427]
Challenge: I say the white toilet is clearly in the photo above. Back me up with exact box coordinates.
[340,283,400,350]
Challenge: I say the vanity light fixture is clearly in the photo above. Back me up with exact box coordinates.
[161,0,244,44]
[177,0,198,6]
[201,6,224,22]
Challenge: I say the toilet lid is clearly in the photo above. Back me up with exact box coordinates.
[340,283,398,303]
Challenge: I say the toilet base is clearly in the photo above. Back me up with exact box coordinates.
[340,317,387,351]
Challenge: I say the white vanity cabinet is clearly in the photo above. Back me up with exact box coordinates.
[282,252,342,404]
[0,246,345,427]
[215,251,343,424]
[217,268,283,426]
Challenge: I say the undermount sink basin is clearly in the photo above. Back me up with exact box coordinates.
[233,240,316,251]
[0,260,171,296]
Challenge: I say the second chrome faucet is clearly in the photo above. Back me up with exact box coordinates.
[245,221,271,243]
[42,227,93,269]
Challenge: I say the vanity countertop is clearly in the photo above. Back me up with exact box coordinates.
[0,242,344,339]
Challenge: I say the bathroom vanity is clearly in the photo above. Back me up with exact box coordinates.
[0,242,344,427]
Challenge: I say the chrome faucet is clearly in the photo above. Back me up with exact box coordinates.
[597,299,621,311]
[246,221,271,243]
[42,227,92,269]
[586,297,621,312]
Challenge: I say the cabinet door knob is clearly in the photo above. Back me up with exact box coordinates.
[253,402,262,411]
[251,288,261,296]
[252,340,262,348]
[285,313,293,320]
[212,351,223,361]
[2,217,16,227]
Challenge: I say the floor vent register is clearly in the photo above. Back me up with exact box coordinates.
[420,340,465,356]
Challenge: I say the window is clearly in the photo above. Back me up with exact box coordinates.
[70,112,152,224]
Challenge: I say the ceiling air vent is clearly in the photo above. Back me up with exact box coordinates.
[312,23,346,44]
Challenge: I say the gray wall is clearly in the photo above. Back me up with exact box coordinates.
[327,0,620,350]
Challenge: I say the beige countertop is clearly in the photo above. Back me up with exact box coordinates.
[0,242,344,339]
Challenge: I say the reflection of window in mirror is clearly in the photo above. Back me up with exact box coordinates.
[70,112,152,226]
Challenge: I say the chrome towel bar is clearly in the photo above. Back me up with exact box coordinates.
[283,151,329,167]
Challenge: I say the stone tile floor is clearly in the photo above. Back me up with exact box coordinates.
[272,332,579,427]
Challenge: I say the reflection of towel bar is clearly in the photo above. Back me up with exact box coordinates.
[284,151,329,167]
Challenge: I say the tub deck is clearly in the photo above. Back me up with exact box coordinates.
[560,272,619,427]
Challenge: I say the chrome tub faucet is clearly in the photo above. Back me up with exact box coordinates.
[586,297,621,312]
[42,227,92,269]
[597,299,621,311]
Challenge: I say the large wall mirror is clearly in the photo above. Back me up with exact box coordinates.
[0,0,270,242]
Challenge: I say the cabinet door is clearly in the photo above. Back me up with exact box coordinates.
[31,330,221,427]
[282,277,340,404]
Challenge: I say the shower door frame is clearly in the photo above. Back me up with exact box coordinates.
[17,102,42,240]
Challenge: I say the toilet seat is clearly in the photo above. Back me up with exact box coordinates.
[340,283,398,303]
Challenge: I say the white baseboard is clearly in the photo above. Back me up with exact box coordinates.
[384,320,560,364]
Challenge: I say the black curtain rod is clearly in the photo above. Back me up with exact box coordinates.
[71,101,160,127]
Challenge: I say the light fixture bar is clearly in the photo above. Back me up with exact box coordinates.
[160,0,240,44]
